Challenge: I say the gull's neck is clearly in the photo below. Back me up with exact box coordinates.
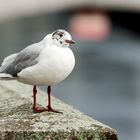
[43,34,53,47]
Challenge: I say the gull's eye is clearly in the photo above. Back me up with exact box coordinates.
[58,32,64,37]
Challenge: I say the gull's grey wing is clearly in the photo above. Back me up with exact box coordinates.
[0,42,44,77]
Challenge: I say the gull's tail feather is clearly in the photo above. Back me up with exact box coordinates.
[0,53,18,78]
[0,73,15,80]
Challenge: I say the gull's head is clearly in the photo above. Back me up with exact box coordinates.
[51,29,75,48]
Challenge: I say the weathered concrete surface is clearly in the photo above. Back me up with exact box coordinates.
[0,81,118,140]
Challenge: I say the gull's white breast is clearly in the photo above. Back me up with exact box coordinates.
[18,45,75,85]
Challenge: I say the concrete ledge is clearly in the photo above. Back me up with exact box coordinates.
[0,81,118,140]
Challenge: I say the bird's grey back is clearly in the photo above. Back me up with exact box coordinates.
[0,42,44,77]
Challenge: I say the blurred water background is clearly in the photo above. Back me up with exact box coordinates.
[0,1,140,140]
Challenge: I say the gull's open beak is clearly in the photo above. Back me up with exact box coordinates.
[65,40,75,44]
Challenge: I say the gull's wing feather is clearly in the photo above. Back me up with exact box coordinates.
[0,42,44,77]
[1,53,18,66]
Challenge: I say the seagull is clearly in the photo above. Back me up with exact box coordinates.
[0,29,75,113]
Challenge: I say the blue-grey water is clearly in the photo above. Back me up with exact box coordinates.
[0,13,140,140]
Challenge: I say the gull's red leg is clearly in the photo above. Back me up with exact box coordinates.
[33,85,37,110]
[47,85,51,108]
[33,85,47,113]
[47,86,62,113]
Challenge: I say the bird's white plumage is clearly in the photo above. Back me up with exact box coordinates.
[0,29,75,86]
[18,43,75,85]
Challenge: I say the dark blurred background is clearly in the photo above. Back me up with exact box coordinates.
[0,1,140,140]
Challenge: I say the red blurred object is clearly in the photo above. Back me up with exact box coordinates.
[70,10,111,42]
